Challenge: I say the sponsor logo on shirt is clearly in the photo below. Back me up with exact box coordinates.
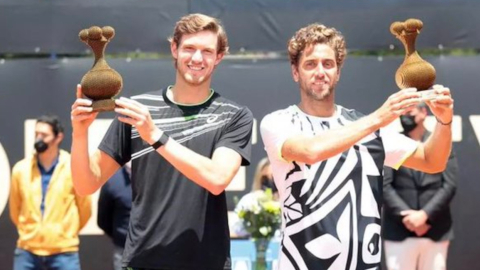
[207,115,218,124]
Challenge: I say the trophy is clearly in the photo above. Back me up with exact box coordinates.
[390,19,437,100]
[79,26,123,111]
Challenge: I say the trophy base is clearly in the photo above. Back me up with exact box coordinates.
[418,89,438,101]
[92,99,116,112]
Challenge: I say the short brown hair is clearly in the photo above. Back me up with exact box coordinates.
[169,13,229,55]
[288,23,346,69]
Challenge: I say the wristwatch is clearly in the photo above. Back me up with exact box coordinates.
[150,132,169,150]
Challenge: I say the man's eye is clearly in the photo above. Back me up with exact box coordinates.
[324,62,333,68]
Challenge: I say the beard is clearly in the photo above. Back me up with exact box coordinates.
[183,73,207,85]
[303,81,337,101]
[178,64,213,87]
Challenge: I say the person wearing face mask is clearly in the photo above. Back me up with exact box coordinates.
[9,115,91,270]
[250,157,278,200]
[383,103,458,270]
[232,157,279,238]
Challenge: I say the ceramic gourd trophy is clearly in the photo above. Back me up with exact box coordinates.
[390,19,437,100]
[79,26,123,111]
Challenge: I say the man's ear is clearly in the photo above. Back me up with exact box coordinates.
[171,42,178,61]
[214,53,225,66]
[291,65,299,82]
[55,132,64,145]
[421,106,429,117]
[336,67,342,81]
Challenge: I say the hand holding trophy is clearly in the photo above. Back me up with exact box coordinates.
[390,19,438,101]
[79,26,123,111]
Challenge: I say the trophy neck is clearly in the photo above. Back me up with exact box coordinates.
[89,41,108,66]
[402,33,418,56]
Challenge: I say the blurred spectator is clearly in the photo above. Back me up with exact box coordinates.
[383,103,458,270]
[233,157,279,238]
[97,162,132,270]
[251,157,278,200]
[9,114,91,270]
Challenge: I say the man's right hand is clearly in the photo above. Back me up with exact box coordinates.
[372,88,421,128]
[414,223,431,237]
[71,84,98,135]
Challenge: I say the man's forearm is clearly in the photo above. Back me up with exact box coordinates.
[156,138,241,195]
[71,133,102,196]
[283,113,383,164]
[9,176,20,227]
[423,123,452,173]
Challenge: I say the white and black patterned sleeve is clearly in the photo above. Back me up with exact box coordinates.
[380,127,419,169]
[260,111,296,163]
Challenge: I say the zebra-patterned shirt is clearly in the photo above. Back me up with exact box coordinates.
[260,104,417,270]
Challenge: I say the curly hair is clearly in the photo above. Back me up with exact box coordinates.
[169,13,229,55]
[288,23,346,69]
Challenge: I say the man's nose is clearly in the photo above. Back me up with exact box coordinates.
[191,50,203,62]
[315,64,326,77]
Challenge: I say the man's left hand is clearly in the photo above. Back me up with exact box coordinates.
[425,85,454,125]
[414,223,431,237]
[115,97,162,144]
[401,209,429,231]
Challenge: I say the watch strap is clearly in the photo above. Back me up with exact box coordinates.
[151,132,169,150]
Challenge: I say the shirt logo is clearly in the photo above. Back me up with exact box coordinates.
[207,115,218,124]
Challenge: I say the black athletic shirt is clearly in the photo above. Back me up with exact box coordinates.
[99,87,253,270]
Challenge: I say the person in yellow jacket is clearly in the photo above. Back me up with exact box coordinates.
[9,115,91,270]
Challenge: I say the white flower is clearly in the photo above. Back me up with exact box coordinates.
[259,226,269,236]
[235,192,262,213]
[252,203,261,214]
[234,189,281,239]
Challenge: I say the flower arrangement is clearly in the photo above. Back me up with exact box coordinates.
[236,189,281,240]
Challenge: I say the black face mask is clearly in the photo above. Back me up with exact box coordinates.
[261,176,277,193]
[400,115,417,133]
[34,138,48,153]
